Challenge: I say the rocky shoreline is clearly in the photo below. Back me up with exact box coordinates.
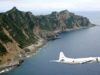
[0,61,19,74]
[0,38,46,74]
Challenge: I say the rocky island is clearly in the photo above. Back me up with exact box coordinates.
[0,7,94,73]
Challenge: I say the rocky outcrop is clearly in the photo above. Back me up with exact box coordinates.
[0,7,94,65]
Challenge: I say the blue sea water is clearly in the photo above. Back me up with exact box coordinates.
[1,12,100,75]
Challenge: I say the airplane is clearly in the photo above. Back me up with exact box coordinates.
[51,51,100,64]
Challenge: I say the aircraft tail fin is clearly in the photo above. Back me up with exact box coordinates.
[59,51,66,61]
[50,51,66,63]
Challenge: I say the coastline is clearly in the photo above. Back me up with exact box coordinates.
[0,61,19,74]
[0,38,46,74]
[24,38,46,58]
[0,25,95,74]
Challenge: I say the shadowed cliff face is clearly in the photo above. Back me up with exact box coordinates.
[0,7,93,64]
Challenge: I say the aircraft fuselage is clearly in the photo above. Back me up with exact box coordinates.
[51,51,100,64]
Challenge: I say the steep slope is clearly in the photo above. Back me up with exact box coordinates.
[0,7,93,65]
[0,7,39,64]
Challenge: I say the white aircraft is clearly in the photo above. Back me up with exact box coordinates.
[51,51,100,64]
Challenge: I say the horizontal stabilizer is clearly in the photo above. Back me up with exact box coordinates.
[50,60,60,62]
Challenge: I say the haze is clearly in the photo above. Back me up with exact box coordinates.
[0,0,100,14]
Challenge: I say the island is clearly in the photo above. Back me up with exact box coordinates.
[0,7,95,73]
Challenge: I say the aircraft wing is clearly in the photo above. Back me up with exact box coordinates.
[81,60,93,64]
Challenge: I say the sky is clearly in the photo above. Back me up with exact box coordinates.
[0,0,100,13]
